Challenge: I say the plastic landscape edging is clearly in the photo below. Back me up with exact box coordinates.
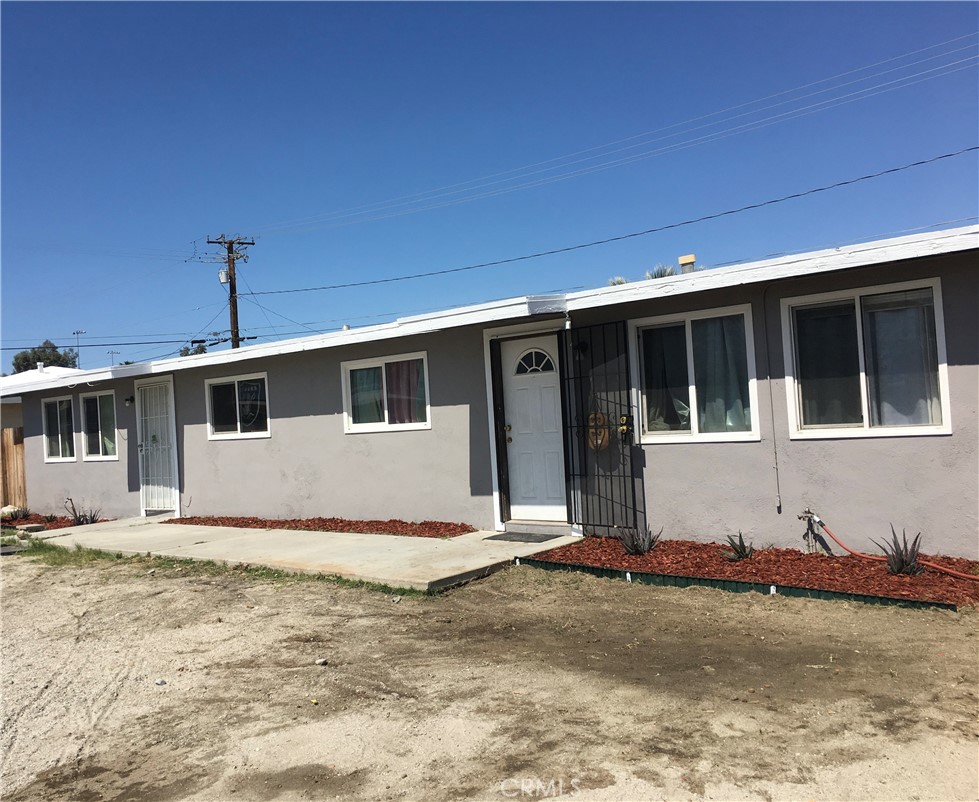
[516,557,958,612]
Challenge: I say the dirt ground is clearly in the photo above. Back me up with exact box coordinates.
[1,555,976,802]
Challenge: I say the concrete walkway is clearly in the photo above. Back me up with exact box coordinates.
[38,517,578,591]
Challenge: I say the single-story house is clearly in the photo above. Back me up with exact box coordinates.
[3,226,976,557]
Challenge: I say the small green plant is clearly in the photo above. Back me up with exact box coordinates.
[43,514,58,523]
[64,497,102,526]
[618,525,663,556]
[724,531,754,562]
[872,525,924,576]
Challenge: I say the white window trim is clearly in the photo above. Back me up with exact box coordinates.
[41,395,76,463]
[628,304,761,444]
[781,277,951,440]
[79,390,119,461]
[341,351,432,434]
[204,372,272,440]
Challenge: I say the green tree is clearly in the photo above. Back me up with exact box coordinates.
[179,343,207,357]
[11,340,78,373]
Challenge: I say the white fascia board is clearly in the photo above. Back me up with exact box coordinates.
[565,225,979,312]
[3,296,542,396]
[5,225,975,397]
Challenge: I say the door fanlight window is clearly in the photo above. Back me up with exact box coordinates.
[515,350,555,375]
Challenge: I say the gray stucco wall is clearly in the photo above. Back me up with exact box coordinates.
[576,250,978,558]
[21,380,141,519]
[20,328,496,527]
[172,328,495,527]
[1,401,24,429]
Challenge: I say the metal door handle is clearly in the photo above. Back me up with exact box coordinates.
[504,424,512,432]
[506,437,512,443]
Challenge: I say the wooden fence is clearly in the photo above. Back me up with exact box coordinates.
[1,427,27,509]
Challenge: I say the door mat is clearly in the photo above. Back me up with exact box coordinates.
[484,532,564,543]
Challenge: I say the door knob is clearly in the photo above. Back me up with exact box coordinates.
[506,437,512,444]
[504,424,512,432]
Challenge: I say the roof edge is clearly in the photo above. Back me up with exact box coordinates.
[4,224,976,397]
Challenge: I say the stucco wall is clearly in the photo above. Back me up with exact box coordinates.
[20,328,497,528]
[1,401,24,429]
[21,380,141,519]
[575,250,978,558]
[172,327,495,528]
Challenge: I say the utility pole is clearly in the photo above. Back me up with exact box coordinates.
[107,350,120,366]
[206,235,255,349]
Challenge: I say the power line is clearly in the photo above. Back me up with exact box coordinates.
[243,146,979,297]
[253,36,978,234]
[261,59,977,236]
[123,301,231,362]
[1,339,196,351]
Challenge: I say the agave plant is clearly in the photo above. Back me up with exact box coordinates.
[2,507,31,521]
[64,497,102,527]
[619,525,663,556]
[724,531,754,562]
[872,525,924,576]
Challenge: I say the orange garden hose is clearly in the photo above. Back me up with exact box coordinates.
[813,514,979,582]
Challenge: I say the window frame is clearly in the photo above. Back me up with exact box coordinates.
[41,395,76,463]
[341,351,432,434]
[80,390,119,461]
[781,277,951,440]
[629,304,761,444]
[204,372,272,441]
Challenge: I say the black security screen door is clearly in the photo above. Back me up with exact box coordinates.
[559,322,646,536]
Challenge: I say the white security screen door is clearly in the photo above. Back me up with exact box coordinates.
[501,335,567,521]
[135,378,179,513]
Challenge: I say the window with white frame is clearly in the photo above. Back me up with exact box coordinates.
[783,279,950,438]
[42,396,75,461]
[81,391,117,459]
[205,373,270,439]
[342,352,430,433]
[634,305,759,443]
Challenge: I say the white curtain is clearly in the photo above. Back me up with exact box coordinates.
[691,315,750,433]
[862,289,941,426]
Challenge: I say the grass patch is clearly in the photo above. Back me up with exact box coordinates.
[12,539,431,597]
[17,538,126,566]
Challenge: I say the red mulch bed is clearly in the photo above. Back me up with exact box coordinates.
[164,516,476,539]
[536,537,979,608]
[1,513,76,531]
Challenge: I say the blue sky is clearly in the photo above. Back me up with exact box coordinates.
[2,2,977,370]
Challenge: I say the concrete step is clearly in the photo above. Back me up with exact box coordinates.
[504,520,574,537]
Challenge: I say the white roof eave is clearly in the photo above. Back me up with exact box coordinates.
[4,224,976,397]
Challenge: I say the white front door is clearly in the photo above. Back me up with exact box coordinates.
[500,335,567,521]
[134,377,179,514]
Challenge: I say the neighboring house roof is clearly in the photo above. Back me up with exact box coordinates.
[0,366,85,400]
[3,224,977,397]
